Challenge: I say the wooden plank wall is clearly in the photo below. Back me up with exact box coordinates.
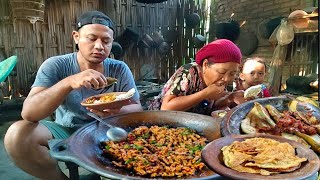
[0,0,207,97]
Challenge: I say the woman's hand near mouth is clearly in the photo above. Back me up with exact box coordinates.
[202,83,227,100]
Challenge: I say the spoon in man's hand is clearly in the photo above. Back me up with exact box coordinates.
[87,112,128,142]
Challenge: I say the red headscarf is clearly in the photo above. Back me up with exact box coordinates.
[195,39,242,65]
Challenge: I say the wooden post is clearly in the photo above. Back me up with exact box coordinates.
[268,44,288,96]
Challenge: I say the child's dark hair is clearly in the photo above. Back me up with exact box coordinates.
[240,57,267,73]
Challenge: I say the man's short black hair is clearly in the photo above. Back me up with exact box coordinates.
[76,10,114,32]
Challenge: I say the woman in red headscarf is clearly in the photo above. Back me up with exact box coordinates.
[148,39,245,115]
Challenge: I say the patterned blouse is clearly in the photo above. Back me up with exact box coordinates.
[148,62,214,115]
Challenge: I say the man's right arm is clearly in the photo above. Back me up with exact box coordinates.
[21,77,73,122]
[22,68,108,122]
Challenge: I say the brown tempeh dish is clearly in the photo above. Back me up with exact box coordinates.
[101,126,207,177]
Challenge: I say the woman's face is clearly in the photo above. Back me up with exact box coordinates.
[202,59,239,87]
[240,60,266,86]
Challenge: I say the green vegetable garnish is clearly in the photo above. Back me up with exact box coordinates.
[189,145,204,155]
[133,144,143,151]
[143,160,149,165]
[181,128,193,136]
[105,145,110,150]
[125,159,134,164]
[195,159,202,164]
[141,133,150,139]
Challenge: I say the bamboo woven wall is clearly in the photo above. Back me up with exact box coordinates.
[0,0,100,96]
[103,0,207,81]
[0,0,208,97]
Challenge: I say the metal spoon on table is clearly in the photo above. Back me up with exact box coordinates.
[87,112,128,142]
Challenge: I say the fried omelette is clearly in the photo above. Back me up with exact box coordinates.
[222,137,307,175]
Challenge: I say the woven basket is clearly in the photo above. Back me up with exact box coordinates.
[10,0,45,23]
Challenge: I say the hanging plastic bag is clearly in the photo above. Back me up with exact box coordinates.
[276,19,294,45]
[268,25,280,47]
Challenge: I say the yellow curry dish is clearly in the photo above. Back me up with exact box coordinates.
[85,94,116,104]
[84,88,135,104]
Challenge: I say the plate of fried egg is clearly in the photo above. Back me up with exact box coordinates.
[201,134,319,180]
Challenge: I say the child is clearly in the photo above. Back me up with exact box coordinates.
[235,57,271,98]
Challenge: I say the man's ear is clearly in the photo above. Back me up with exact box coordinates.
[72,31,80,44]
